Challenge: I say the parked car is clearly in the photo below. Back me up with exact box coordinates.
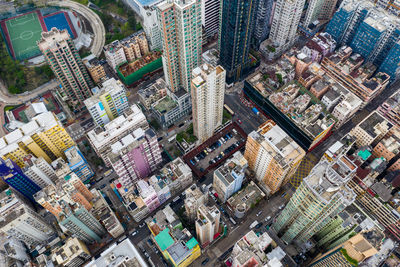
[202,258,209,265]
[265,216,271,222]
[256,211,262,217]
[237,119,242,124]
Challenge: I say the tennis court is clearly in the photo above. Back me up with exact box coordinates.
[44,11,77,39]
[4,11,44,61]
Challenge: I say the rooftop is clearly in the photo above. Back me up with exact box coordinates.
[358,112,392,138]
[305,158,356,204]
[87,104,148,150]
[85,239,147,267]
[227,181,265,211]
[153,96,178,113]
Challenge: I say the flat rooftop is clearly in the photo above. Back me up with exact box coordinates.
[227,181,265,211]
[153,96,178,113]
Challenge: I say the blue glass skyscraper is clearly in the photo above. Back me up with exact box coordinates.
[219,0,258,83]
[379,40,400,83]
[0,158,41,201]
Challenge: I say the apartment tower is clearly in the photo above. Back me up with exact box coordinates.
[191,63,226,142]
[37,28,93,110]
[273,156,357,245]
[244,120,305,194]
[157,0,202,93]
[219,0,257,82]
[268,0,307,50]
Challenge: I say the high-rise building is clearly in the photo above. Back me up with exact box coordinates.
[157,0,202,93]
[108,128,162,190]
[0,159,41,201]
[51,237,91,267]
[244,120,305,194]
[0,111,76,168]
[303,0,338,29]
[84,78,129,127]
[268,0,306,50]
[37,28,93,110]
[349,11,400,65]
[35,173,94,217]
[219,0,257,82]
[87,104,149,167]
[22,155,57,188]
[0,189,55,248]
[184,184,208,221]
[379,40,400,83]
[202,0,221,38]
[252,0,274,48]
[35,173,106,243]
[325,0,374,46]
[273,156,357,245]
[64,146,94,182]
[213,151,248,202]
[195,205,220,246]
[90,189,125,238]
[59,203,106,243]
[191,63,226,142]
[309,229,384,267]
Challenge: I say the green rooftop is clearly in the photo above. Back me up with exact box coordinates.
[186,237,198,250]
[64,174,71,181]
[357,150,371,161]
[153,96,178,114]
[155,228,174,251]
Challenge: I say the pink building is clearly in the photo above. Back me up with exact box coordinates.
[136,179,160,212]
[109,128,162,190]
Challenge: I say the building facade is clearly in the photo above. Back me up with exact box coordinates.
[37,28,93,110]
[157,0,202,93]
[191,63,226,142]
[195,205,220,246]
[268,0,306,50]
[202,0,221,38]
[64,146,94,182]
[273,157,356,245]
[213,151,247,202]
[87,104,149,167]
[0,158,41,201]
[84,78,129,127]
[0,191,55,248]
[244,120,305,194]
[0,112,76,168]
[219,0,257,82]
[109,128,162,190]
[83,54,108,84]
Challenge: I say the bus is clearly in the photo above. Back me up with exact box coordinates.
[224,104,235,116]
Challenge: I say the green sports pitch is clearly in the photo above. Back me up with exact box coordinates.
[5,12,44,61]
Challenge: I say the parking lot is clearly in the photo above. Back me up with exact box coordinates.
[183,122,247,177]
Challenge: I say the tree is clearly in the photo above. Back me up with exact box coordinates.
[8,85,20,94]
[128,16,136,29]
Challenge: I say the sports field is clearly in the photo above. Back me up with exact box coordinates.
[4,11,44,61]
[44,11,77,39]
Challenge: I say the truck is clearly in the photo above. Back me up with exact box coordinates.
[252,107,260,115]
[249,220,259,229]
